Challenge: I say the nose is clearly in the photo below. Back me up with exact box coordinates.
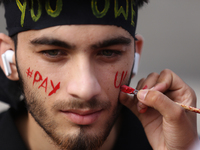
[67,57,101,101]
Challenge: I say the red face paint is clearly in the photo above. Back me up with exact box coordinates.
[120,85,148,94]
[26,67,61,96]
[114,71,127,88]
[26,67,33,78]
[48,80,60,96]
[33,71,43,85]
[120,85,136,94]
[38,77,48,93]
[121,85,149,114]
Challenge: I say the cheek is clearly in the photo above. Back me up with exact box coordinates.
[113,54,134,88]
[24,67,61,97]
[112,61,133,89]
[114,71,128,88]
[97,59,133,90]
[97,69,131,104]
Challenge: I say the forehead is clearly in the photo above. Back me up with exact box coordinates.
[17,25,134,45]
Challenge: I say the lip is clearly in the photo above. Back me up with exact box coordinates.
[60,109,102,125]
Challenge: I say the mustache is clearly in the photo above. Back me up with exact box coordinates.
[52,97,111,110]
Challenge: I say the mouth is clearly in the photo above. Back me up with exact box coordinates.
[60,109,103,125]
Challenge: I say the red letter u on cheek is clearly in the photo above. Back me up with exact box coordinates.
[114,71,127,88]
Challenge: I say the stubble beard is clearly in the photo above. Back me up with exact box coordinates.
[17,66,122,150]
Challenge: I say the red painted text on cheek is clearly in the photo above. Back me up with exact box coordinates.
[26,67,60,96]
[33,71,43,85]
[114,71,127,88]
[48,80,60,96]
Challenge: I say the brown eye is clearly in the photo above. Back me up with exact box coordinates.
[46,50,59,56]
[100,50,122,57]
[42,50,65,58]
[101,50,113,56]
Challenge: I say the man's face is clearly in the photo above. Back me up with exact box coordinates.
[16,25,135,149]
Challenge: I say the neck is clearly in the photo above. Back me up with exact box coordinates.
[99,115,122,150]
[16,113,58,150]
[16,112,122,150]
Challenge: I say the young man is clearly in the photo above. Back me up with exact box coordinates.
[0,0,198,150]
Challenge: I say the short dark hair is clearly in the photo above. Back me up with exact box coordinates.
[0,0,149,8]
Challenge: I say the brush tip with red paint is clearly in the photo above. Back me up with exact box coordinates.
[120,85,136,94]
[120,85,148,95]
[120,85,148,113]
[121,85,200,114]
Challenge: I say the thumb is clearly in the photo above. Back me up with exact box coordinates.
[137,89,183,120]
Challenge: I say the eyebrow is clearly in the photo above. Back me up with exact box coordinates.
[91,36,132,49]
[30,36,132,50]
[30,37,76,50]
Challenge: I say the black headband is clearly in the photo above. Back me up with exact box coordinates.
[4,0,138,37]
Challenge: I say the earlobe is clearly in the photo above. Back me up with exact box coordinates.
[0,33,19,80]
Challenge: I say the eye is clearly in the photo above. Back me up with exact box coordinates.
[101,50,113,56]
[42,50,65,58]
[44,50,59,56]
[99,50,122,57]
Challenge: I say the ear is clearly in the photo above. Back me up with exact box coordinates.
[132,34,144,78]
[0,33,19,81]
[135,34,144,55]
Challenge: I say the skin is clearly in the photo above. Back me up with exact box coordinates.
[120,69,199,150]
[0,25,198,149]
[0,25,142,150]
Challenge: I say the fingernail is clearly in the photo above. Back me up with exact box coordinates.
[139,107,148,113]
[150,87,154,90]
[137,90,148,101]
[137,102,148,113]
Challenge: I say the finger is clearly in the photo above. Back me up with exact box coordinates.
[119,91,139,116]
[136,78,146,90]
[137,101,148,113]
[137,89,182,119]
[137,89,198,148]
[136,73,159,113]
[153,69,185,92]
[137,89,195,121]
[150,70,197,130]
[136,72,159,90]
[152,69,196,106]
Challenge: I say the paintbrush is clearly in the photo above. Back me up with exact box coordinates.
[120,85,200,114]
